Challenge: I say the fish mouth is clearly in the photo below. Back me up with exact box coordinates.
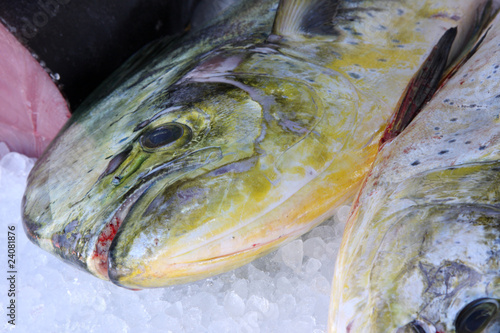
[88,183,149,281]
[87,146,223,281]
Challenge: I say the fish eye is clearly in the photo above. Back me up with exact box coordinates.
[140,123,191,150]
[455,298,500,333]
[397,320,429,333]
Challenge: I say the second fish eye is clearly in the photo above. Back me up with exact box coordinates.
[140,123,191,150]
[455,298,500,333]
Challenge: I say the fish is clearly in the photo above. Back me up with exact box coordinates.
[328,10,500,333]
[22,0,490,289]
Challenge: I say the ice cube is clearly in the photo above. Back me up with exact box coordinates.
[0,152,33,176]
[280,239,304,272]
[305,258,322,275]
[232,278,249,299]
[224,291,245,317]
[303,237,326,259]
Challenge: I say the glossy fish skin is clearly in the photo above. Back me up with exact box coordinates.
[23,0,489,289]
[329,12,500,333]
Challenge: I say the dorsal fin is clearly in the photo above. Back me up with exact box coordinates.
[272,0,342,38]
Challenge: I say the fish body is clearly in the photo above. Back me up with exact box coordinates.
[23,0,489,288]
[329,11,500,333]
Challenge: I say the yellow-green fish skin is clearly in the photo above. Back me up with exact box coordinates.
[329,11,500,333]
[22,0,490,289]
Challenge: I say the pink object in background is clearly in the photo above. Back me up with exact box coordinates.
[0,22,70,158]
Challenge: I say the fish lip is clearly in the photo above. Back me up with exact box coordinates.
[88,180,150,280]
[88,146,223,280]
[87,162,182,280]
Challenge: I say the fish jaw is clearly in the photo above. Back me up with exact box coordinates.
[106,204,320,288]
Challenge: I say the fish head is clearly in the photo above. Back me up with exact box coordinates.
[22,49,331,288]
[22,78,268,286]
[353,199,500,333]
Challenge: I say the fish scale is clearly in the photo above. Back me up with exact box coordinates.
[23,0,490,289]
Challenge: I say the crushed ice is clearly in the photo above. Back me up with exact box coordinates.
[0,144,350,332]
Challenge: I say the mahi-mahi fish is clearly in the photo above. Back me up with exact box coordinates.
[22,0,490,289]
[329,10,500,333]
